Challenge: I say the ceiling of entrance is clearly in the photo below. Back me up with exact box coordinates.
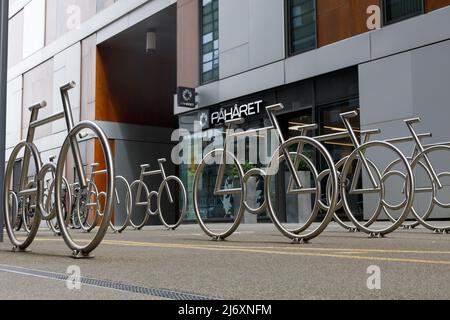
[98,4,176,58]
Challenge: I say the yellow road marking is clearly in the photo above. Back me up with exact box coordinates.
[28,237,450,266]
[102,239,450,266]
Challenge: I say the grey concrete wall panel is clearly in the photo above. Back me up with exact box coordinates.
[7,9,23,68]
[359,51,414,127]
[96,121,174,145]
[8,0,158,82]
[195,80,220,109]
[183,61,284,112]
[219,60,284,104]
[218,0,284,78]
[248,0,285,69]
[96,0,176,45]
[97,0,118,13]
[218,0,250,79]
[5,76,22,149]
[218,0,249,53]
[411,40,450,146]
[9,0,32,18]
[285,33,371,85]
[22,58,54,140]
[219,43,250,79]
[359,39,450,219]
[189,5,450,113]
[5,130,67,161]
[370,5,450,60]
[81,34,97,121]
[52,42,81,134]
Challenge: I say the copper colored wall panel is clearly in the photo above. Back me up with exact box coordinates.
[177,0,199,87]
[425,0,450,12]
[317,0,379,47]
[95,47,176,128]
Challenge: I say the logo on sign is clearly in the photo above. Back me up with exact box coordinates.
[199,111,210,130]
[178,87,196,108]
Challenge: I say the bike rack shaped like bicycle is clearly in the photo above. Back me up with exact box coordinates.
[129,159,187,231]
[3,82,115,258]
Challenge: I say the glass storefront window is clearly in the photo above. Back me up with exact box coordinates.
[319,99,360,163]
[201,0,219,84]
[179,67,360,223]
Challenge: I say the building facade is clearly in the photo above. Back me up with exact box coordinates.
[175,0,450,222]
[6,0,180,225]
[5,0,450,226]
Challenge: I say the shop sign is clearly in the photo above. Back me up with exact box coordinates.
[209,100,263,126]
[178,87,196,108]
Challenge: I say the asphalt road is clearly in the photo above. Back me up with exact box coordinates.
[1,223,450,300]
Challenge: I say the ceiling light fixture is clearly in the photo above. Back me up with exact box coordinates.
[146,29,156,54]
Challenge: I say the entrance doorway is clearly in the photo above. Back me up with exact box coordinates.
[95,4,178,226]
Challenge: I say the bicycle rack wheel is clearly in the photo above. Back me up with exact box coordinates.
[3,141,42,251]
[317,156,357,231]
[76,180,100,233]
[340,141,414,237]
[323,157,384,232]
[45,177,72,236]
[409,145,450,233]
[193,149,245,240]
[157,176,187,230]
[129,180,150,230]
[55,121,115,257]
[109,176,132,233]
[276,153,320,235]
[22,181,37,234]
[265,136,338,242]
[384,158,434,229]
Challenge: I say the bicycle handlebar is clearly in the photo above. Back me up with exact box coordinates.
[340,111,359,119]
[266,104,284,112]
[60,81,76,91]
[404,117,422,125]
[28,101,47,111]
[289,124,318,132]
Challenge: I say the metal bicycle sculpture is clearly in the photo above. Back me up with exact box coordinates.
[3,82,115,258]
[43,157,72,236]
[193,103,339,243]
[316,111,415,237]
[97,171,133,233]
[382,118,450,233]
[129,159,187,230]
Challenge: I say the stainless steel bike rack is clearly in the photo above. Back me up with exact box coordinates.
[129,159,187,231]
[3,82,115,258]
[192,103,339,243]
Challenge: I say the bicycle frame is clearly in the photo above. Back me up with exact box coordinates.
[213,104,312,199]
[403,118,450,190]
[16,83,88,207]
[134,159,173,209]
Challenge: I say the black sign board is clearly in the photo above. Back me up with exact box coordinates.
[177,87,196,108]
